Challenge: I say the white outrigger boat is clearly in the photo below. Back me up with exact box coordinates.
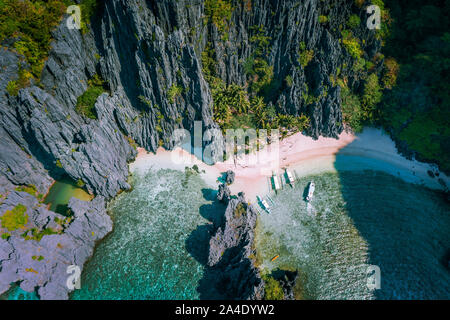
[257,195,271,214]
[271,172,281,191]
[285,169,295,187]
[306,181,315,201]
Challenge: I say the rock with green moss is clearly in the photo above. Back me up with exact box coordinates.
[0,188,112,300]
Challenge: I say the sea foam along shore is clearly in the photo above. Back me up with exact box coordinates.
[131,127,450,203]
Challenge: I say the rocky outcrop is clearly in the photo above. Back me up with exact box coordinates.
[0,177,112,300]
[203,191,264,299]
[225,170,235,185]
[217,183,231,203]
[0,0,381,194]
[0,0,382,299]
[269,269,299,300]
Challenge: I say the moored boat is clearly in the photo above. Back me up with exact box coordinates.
[271,173,281,190]
[306,181,315,201]
[285,169,295,186]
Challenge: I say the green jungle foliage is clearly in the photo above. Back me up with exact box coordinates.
[202,25,310,138]
[262,275,285,300]
[76,74,106,119]
[204,0,233,38]
[378,0,450,172]
[1,0,99,94]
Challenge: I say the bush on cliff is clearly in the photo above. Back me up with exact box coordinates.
[76,74,105,119]
[0,0,66,78]
[297,42,314,68]
[0,204,28,231]
[15,184,38,197]
[204,0,232,35]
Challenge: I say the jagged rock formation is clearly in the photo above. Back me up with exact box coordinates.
[217,182,231,203]
[269,269,299,300]
[0,177,112,300]
[202,190,263,299]
[0,0,381,195]
[225,170,235,185]
[0,0,382,299]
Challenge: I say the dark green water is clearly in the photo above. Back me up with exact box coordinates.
[43,177,92,215]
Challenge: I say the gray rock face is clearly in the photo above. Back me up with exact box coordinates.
[217,183,231,203]
[203,191,264,300]
[0,178,112,300]
[225,170,235,185]
[0,0,380,194]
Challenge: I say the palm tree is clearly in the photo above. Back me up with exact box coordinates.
[251,96,265,114]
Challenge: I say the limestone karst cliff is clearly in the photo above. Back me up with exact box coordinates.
[1,0,382,197]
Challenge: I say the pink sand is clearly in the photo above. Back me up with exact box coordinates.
[131,128,449,203]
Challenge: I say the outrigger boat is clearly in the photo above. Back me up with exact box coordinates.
[257,195,271,214]
[306,181,315,201]
[285,169,295,187]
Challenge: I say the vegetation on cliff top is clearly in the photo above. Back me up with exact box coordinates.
[262,275,284,300]
[202,25,310,138]
[204,0,233,39]
[340,0,449,173]
[1,0,100,95]
[0,0,66,79]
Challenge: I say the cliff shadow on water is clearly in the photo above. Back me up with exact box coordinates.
[185,188,224,266]
[333,141,450,299]
[185,188,226,297]
[186,186,263,300]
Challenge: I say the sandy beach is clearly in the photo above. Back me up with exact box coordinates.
[131,127,449,203]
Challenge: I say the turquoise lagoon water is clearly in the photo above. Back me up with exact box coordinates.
[70,163,449,300]
[71,168,220,299]
[5,157,448,299]
[0,284,39,300]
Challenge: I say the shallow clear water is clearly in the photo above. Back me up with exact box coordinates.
[71,169,216,300]
[255,171,450,299]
